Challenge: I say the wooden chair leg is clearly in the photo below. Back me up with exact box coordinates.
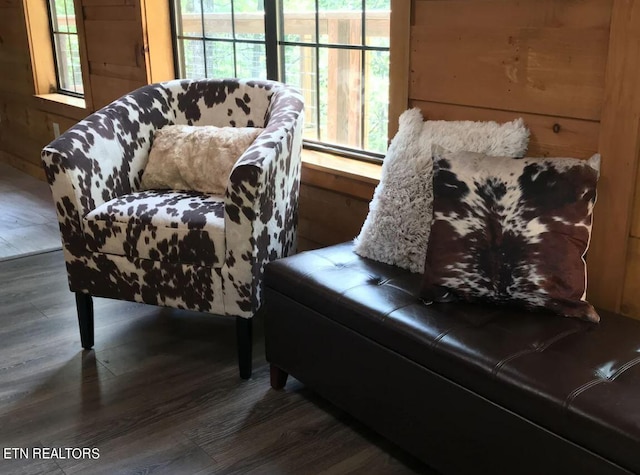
[75,292,94,350]
[236,317,253,379]
[270,364,289,390]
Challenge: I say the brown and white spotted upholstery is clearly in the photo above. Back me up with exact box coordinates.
[42,78,304,377]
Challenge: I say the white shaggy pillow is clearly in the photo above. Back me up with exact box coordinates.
[353,108,530,273]
[141,125,262,194]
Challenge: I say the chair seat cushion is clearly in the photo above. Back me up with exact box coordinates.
[84,190,226,267]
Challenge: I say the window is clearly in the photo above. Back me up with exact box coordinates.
[172,0,391,157]
[47,0,83,96]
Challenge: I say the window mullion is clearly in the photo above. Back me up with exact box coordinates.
[200,0,208,77]
[264,0,281,81]
[230,0,238,77]
[360,0,366,149]
[314,0,321,142]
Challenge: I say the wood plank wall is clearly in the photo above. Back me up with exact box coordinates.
[80,0,173,109]
[410,0,610,157]
[0,0,172,179]
[406,0,640,318]
[0,1,77,179]
[82,0,148,110]
[301,0,640,318]
[3,0,640,318]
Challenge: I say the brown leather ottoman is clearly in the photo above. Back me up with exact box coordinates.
[264,243,640,475]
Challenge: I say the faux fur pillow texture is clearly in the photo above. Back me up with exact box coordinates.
[420,149,601,323]
[354,108,530,273]
[141,125,262,194]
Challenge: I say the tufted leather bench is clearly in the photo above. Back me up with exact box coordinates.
[264,243,640,475]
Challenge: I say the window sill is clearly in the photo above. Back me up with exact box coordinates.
[301,149,382,201]
[34,93,88,121]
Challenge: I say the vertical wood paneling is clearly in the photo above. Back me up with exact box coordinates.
[410,100,601,159]
[588,2,640,312]
[410,0,612,120]
[0,1,77,178]
[85,20,143,67]
[298,183,370,250]
[80,0,147,108]
[78,0,173,108]
[621,236,640,319]
[407,0,640,316]
[22,0,56,95]
[387,0,411,139]
[140,0,174,83]
[89,74,145,109]
[0,6,34,96]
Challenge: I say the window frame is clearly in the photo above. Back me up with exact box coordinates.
[170,0,397,164]
[46,0,84,98]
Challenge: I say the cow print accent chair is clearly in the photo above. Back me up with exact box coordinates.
[42,78,304,379]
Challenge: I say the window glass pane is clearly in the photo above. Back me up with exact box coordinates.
[318,0,363,46]
[282,0,316,44]
[203,0,233,39]
[205,40,235,77]
[49,0,61,31]
[319,46,362,149]
[365,0,389,47]
[364,50,389,153]
[236,42,267,79]
[283,45,318,141]
[178,0,204,37]
[51,0,76,33]
[54,33,83,94]
[181,39,206,78]
[234,1,264,40]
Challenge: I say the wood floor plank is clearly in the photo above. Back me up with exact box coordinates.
[60,430,215,475]
[0,224,61,257]
[0,447,64,475]
[0,250,435,474]
[0,163,60,261]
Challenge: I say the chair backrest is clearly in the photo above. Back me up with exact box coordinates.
[42,79,282,220]
[167,78,274,128]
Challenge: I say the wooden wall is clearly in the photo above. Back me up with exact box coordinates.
[80,0,173,110]
[0,1,79,179]
[298,0,640,319]
[0,0,172,179]
[407,0,640,317]
[2,0,640,318]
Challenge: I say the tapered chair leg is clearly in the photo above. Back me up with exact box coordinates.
[75,292,94,350]
[270,364,289,389]
[236,317,253,379]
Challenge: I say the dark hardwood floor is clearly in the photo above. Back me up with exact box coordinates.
[0,163,61,261]
[0,250,434,474]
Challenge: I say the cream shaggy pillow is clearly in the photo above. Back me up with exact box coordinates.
[141,125,262,194]
[353,108,530,273]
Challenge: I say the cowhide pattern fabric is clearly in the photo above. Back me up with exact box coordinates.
[42,78,304,318]
[85,190,225,266]
[420,150,600,323]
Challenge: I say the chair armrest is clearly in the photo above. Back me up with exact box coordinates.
[41,84,173,254]
[222,86,305,317]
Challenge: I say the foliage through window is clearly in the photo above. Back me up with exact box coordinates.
[47,0,83,96]
[172,0,390,156]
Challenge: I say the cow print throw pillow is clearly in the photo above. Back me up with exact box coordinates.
[420,149,601,323]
